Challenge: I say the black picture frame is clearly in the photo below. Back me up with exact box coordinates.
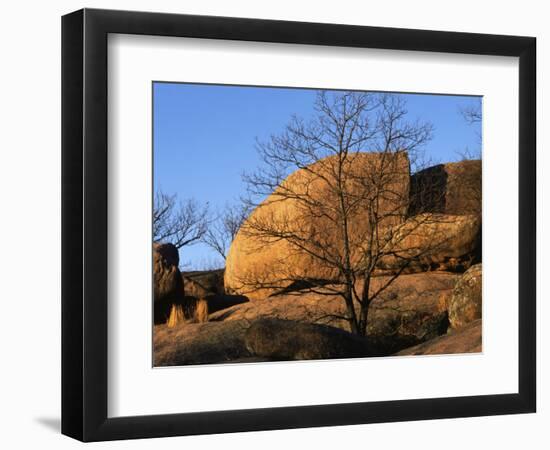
[61,8,536,442]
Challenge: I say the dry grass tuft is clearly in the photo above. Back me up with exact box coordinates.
[194,298,209,323]
[162,297,209,328]
[167,304,185,328]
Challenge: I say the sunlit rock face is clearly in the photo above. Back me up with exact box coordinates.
[376,213,481,274]
[448,263,482,330]
[225,152,410,300]
[213,272,458,355]
[396,319,482,356]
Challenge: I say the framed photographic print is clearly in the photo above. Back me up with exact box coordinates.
[61,8,536,442]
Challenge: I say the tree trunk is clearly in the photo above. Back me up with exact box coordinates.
[344,283,360,335]
[358,274,371,336]
[358,303,369,337]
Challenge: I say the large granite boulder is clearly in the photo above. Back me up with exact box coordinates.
[211,272,457,355]
[409,160,481,216]
[395,319,482,355]
[448,263,482,330]
[245,318,374,360]
[225,152,410,300]
[377,213,481,274]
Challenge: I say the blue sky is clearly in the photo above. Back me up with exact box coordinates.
[153,82,481,270]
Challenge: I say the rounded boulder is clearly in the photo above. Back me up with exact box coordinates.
[448,263,482,330]
[225,152,410,300]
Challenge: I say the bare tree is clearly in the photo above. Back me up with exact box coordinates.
[460,103,482,125]
[459,101,482,155]
[238,91,446,336]
[153,190,209,249]
[455,103,482,215]
[201,203,249,260]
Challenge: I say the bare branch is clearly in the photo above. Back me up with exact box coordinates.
[238,91,440,336]
[201,202,250,260]
[153,190,209,249]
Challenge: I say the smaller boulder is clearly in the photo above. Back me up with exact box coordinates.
[182,270,249,314]
[448,263,482,330]
[154,320,252,366]
[153,242,187,325]
[182,269,225,297]
[153,242,184,303]
[244,318,373,360]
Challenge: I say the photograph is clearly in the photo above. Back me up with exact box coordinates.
[0,1,541,446]
[152,84,483,367]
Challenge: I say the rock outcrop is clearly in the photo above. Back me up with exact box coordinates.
[200,294,249,314]
[448,263,482,330]
[153,242,184,303]
[153,243,186,324]
[225,152,410,300]
[182,269,225,298]
[153,157,484,364]
[154,320,252,366]
[377,213,481,273]
[363,272,454,354]
[245,318,374,360]
[212,272,457,355]
[154,243,219,325]
[409,160,481,216]
[181,268,248,314]
[395,319,482,355]
[154,317,375,366]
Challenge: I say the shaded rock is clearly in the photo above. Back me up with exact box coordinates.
[154,320,252,366]
[212,272,458,355]
[245,318,374,360]
[202,294,249,314]
[182,269,225,298]
[153,242,184,303]
[153,242,186,324]
[161,293,248,323]
[365,273,453,354]
[181,269,248,314]
[448,264,482,330]
[395,319,482,355]
[409,160,481,216]
[155,242,179,266]
[377,213,481,274]
[225,152,410,301]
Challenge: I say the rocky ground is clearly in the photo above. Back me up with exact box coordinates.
[153,158,483,366]
[153,265,482,366]
[396,319,482,356]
